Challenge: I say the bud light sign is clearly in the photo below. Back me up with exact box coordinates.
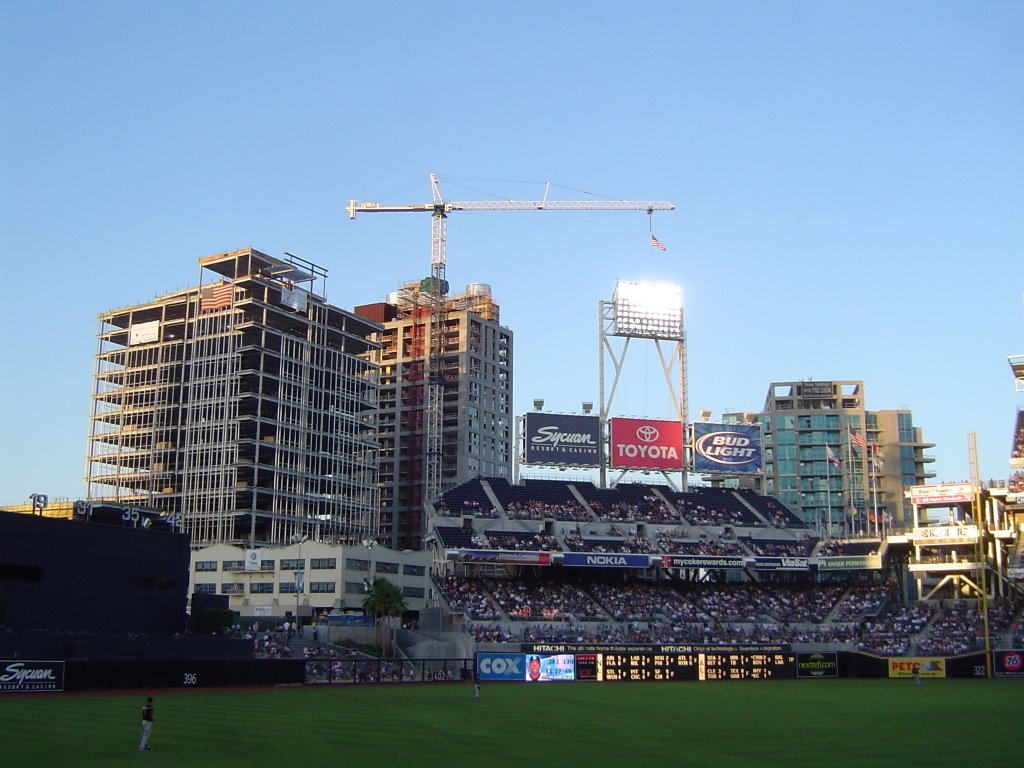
[693,423,762,475]
[609,417,684,470]
[524,413,601,467]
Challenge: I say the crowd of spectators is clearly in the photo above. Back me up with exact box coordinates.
[817,539,880,557]
[589,582,696,622]
[675,500,749,527]
[918,602,983,656]
[485,579,603,621]
[829,580,893,622]
[435,498,499,519]
[590,495,677,524]
[858,601,936,656]
[250,623,297,659]
[743,535,818,557]
[485,531,562,551]
[505,499,591,522]
[438,574,1023,657]
[434,575,501,620]
[562,534,655,554]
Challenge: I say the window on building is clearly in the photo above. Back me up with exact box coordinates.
[280,582,297,594]
[221,582,245,595]
[345,581,366,594]
[403,564,425,576]
[195,561,217,572]
[402,586,425,598]
[346,558,369,571]
[194,583,217,594]
[221,560,245,571]
[311,558,337,570]
[377,561,399,574]
[280,559,305,571]
[311,582,336,594]
[250,582,274,594]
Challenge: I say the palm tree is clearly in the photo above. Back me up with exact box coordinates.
[361,577,407,655]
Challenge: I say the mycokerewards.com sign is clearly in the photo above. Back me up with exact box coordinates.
[609,417,684,470]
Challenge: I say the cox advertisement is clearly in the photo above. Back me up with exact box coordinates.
[609,417,684,470]
[477,653,576,681]
[523,413,601,467]
[693,423,762,474]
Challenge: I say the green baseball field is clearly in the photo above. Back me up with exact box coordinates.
[2,679,1020,767]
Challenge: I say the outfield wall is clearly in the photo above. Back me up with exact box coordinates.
[2,651,1011,694]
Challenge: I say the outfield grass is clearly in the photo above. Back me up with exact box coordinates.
[1,679,1021,767]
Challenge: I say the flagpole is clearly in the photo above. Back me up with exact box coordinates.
[846,428,855,538]
[825,448,833,541]
[872,458,880,538]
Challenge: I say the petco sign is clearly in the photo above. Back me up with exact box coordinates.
[609,417,684,470]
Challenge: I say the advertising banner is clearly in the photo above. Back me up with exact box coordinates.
[457,550,551,566]
[796,652,838,678]
[244,549,260,572]
[752,556,809,571]
[816,555,882,571]
[888,657,946,679]
[692,423,762,474]
[0,660,65,693]
[993,650,1024,678]
[911,525,978,545]
[523,413,601,467]
[128,320,160,346]
[909,484,974,505]
[660,554,747,570]
[477,653,527,681]
[609,417,684,470]
[562,552,651,568]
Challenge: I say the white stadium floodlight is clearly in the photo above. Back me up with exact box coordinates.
[611,280,683,339]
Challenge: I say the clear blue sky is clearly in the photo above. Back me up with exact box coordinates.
[1,1,1021,502]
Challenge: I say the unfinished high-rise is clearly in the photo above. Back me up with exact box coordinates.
[87,248,381,548]
[357,281,513,550]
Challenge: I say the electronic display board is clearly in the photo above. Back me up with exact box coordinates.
[594,651,797,681]
[486,648,800,682]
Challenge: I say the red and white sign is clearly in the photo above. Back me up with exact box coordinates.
[909,483,974,506]
[609,417,684,470]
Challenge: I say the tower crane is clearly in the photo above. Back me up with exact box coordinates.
[347,173,675,514]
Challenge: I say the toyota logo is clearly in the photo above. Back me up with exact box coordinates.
[636,425,660,442]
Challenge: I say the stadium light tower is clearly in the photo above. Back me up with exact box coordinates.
[599,280,687,489]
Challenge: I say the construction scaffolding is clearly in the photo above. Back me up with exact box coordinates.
[87,248,381,548]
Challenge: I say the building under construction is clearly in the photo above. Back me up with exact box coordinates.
[87,248,381,548]
[357,280,513,550]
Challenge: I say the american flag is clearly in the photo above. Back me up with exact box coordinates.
[849,429,867,450]
[201,281,234,312]
[650,235,666,251]
[826,446,840,467]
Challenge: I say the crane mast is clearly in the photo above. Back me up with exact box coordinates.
[348,174,675,524]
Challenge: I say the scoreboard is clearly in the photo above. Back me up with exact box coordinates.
[479,647,804,683]
[595,651,797,681]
